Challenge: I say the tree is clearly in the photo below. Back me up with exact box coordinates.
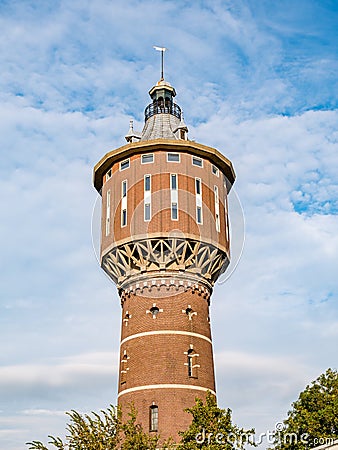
[177,391,256,449]
[26,404,174,450]
[271,368,338,450]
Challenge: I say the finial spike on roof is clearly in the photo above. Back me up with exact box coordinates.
[153,45,167,81]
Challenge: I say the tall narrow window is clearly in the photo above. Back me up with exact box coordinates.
[144,175,151,191]
[195,178,202,224]
[122,180,127,197]
[171,174,177,190]
[195,178,201,195]
[171,202,178,220]
[185,348,199,378]
[144,175,151,221]
[214,186,220,232]
[196,206,202,224]
[188,350,193,377]
[121,180,127,227]
[145,203,151,221]
[150,405,159,432]
[170,174,178,221]
[225,194,229,242]
[105,190,111,236]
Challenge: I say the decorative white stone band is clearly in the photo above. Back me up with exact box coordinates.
[120,330,212,346]
[118,384,216,398]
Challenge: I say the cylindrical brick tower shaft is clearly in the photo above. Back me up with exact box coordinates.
[93,77,235,442]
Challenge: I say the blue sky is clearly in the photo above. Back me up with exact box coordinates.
[0,0,338,448]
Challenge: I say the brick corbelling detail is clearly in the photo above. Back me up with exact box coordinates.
[120,278,211,303]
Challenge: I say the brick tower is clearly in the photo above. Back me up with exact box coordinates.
[93,73,235,441]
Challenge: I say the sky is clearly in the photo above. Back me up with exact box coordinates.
[0,0,337,448]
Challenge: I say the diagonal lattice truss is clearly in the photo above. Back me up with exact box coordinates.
[102,238,229,287]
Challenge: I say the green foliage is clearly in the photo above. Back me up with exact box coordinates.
[26,405,120,449]
[120,403,159,450]
[177,392,256,449]
[26,403,175,450]
[271,368,338,450]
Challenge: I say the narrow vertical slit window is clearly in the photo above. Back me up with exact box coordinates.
[121,180,127,227]
[105,190,111,236]
[196,206,202,224]
[171,202,178,220]
[144,175,151,221]
[170,174,178,220]
[149,405,159,432]
[214,186,220,232]
[144,203,151,221]
[195,178,201,195]
[144,175,151,192]
[188,351,193,377]
[195,178,202,224]
[171,174,177,190]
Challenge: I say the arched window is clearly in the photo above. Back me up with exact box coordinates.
[157,96,164,111]
[185,347,199,378]
[187,349,194,377]
[149,405,159,432]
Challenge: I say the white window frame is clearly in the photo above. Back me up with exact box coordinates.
[212,164,219,177]
[167,152,180,163]
[225,194,229,242]
[105,190,111,236]
[170,174,178,221]
[121,180,127,227]
[141,153,154,164]
[120,159,130,171]
[214,186,220,232]
[170,173,178,190]
[192,156,203,167]
[106,168,112,182]
[150,405,159,432]
[195,177,203,224]
[144,174,151,222]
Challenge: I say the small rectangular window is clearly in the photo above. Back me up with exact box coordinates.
[120,159,130,171]
[192,156,203,167]
[144,175,151,192]
[142,154,154,164]
[196,206,202,224]
[171,202,178,220]
[212,165,219,176]
[106,169,112,181]
[122,180,127,197]
[167,152,180,162]
[150,406,158,432]
[122,209,127,227]
[144,203,151,221]
[195,178,201,195]
[171,174,177,190]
